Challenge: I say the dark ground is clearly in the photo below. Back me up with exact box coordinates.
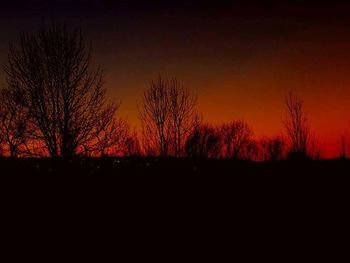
[0,157,348,253]
[1,157,349,200]
[1,156,349,176]
[1,157,349,197]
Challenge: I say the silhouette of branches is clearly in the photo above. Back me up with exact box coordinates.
[139,76,199,157]
[260,136,286,161]
[168,78,200,157]
[220,120,254,160]
[123,130,142,157]
[0,24,339,163]
[185,124,221,159]
[4,24,119,158]
[0,88,31,157]
[338,133,348,159]
[284,91,310,159]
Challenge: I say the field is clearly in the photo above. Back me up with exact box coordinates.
[1,157,348,228]
[1,157,349,176]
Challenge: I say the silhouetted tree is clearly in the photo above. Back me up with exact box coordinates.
[185,124,221,159]
[0,88,31,157]
[139,76,199,157]
[260,136,285,161]
[338,133,348,159]
[5,24,119,158]
[0,142,3,157]
[284,91,310,159]
[140,76,169,157]
[141,127,158,157]
[123,130,142,157]
[168,78,200,157]
[243,140,259,161]
[308,133,323,160]
[220,120,253,160]
[80,118,130,157]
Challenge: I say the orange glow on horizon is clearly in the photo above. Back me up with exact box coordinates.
[106,28,350,158]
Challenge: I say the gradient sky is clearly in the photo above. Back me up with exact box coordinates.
[1,0,350,157]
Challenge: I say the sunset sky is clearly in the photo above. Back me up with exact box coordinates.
[1,1,350,157]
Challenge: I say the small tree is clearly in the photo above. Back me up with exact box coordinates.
[260,136,285,161]
[220,120,253,160]
[338,134,348,159]
[123,130,142,157]
[139,76,170,157]
[0,88,31,157]
[284,91,310,159]
[185,124,221,159]
[80,118,130,157]
[168,78,199,157]
[139,76,199,157]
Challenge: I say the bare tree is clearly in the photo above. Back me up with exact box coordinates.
[338,133,348,159]
[308,133,323,160]
[0,141,3,157]
[243,140,259,161]
[220,120,253,160]
[168,78,199,157]
[260,136,285,161]
[185,123,221,159]
[141,127,158,157]
[284,91,310,159]
[5,24,119,158]
[0,88,31,157]
[139,76,170,157]
[123,130,142,157]
[139,76,199,157]
[80,118,130,157]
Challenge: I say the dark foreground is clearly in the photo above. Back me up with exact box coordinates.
[1,157,349,243]
[0,158,350,177]
[2,157,350,199]
[1,157,349,176]
[1,157,350,195]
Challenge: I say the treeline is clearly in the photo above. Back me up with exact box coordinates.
[0,24,336,160]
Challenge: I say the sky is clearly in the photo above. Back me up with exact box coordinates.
[1,0,350,157]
